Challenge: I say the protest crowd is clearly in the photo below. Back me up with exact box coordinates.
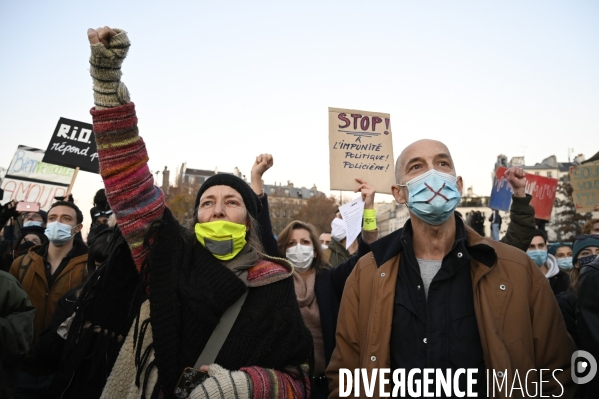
[1,26,599,399]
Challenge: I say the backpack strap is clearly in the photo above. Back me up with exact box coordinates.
[18,254,33,284]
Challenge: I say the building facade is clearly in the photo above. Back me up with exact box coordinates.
[375,202,409,238]
[265,182,325,235]
[173,162,325,235]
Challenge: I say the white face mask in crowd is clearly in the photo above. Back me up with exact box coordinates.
[331,218,347,241]
[286,244,315,270]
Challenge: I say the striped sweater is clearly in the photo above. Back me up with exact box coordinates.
[91,103,310,398]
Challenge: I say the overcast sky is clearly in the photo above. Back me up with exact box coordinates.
[1,0,598,233]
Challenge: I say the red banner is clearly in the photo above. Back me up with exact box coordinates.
[493,167,558,221]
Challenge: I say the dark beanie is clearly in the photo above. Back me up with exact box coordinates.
[194,174,262,220]
[38,210,48,223]
[573,235,599,262]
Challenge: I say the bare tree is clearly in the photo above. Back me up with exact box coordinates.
[552,176,592,240]
[293,195,339,235]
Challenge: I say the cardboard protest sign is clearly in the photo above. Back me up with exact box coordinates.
[569,162,599,213]
[1,145,74,209]
[328,107,395,195]
[489,166,558,221]
[42,117,99,173]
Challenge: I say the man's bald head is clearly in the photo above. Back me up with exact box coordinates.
[395,139,456,184]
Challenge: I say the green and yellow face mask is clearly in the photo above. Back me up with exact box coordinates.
[194,220,247,261]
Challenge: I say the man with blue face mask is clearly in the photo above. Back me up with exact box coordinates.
[327,139,576,398]
[527,230,570,296]
[9,200,88,398]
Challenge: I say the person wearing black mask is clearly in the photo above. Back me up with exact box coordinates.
[13,228,48,258]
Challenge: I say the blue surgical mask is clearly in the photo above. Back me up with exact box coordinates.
[578,254,597,269]
[44,221,75,246]
[557,257,573,271]
[527,249,548,267]
[398,169,461,225]
[23,221,43,228]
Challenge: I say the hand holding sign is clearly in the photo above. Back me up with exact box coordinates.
[504,167,526,197]
[353,178,375,209]
[489,166,558,220]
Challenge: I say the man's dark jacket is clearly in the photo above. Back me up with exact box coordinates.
[578,257,599,398]
[499,194,535,252]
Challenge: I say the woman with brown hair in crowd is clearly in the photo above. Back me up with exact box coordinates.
[255,174,378,399]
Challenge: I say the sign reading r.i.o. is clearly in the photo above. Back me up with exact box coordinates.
[42,117,99,173]
[56,123,94,144]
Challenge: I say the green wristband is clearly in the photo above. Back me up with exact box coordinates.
[363,209,377,231]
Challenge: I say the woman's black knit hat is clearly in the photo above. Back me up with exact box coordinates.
[194,174,262,219]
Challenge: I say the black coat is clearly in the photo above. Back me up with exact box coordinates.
[578,258,599,398]
[48,228,139,399]
[548,270,571,296]
[257,193,370,367]
[314,237,371,367]
[36,287,79,371]
[144,208,313,398]
[257,204,370,399]
[556,290,579,346]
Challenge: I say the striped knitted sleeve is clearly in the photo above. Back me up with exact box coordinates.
[90,102,165,271]
[241,364,311,399]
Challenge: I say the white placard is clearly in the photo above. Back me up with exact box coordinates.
[339,196,365,249]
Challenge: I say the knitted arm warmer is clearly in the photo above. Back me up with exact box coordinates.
[91,103,165,271]
[241,364,311,399]
[89,29,131,108]
[189,364,252,399]
[189,363,311,399]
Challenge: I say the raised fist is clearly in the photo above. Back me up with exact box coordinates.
[87,26,118,46]
[87,26,131,108]
[504,166,526,197]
